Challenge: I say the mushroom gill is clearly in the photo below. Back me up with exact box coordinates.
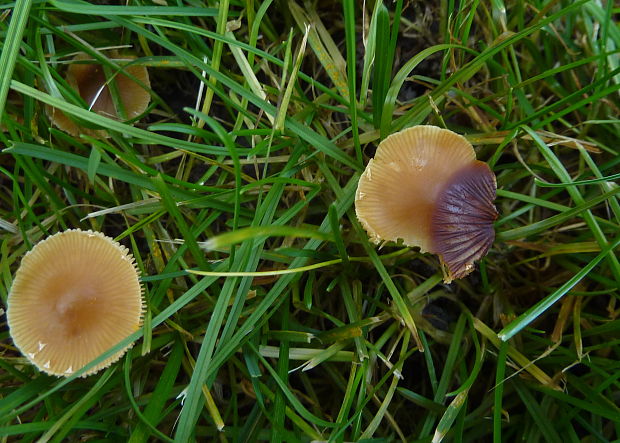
[355,125,498,282]
[7,229,144,377]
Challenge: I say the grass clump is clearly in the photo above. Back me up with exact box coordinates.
[1,0,619,441]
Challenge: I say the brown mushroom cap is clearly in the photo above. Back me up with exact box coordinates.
[7,229,144,377]
[355,125,497,282]
[48,53,151,137]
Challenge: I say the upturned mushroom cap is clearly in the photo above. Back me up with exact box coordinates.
[48,53,151,137]
[355,125,497,282]
[7,229,144,377]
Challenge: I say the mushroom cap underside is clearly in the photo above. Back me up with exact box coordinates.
[355,125,477,251]
[431,161,498,282]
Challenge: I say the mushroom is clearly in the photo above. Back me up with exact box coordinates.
[355,125,498,282]
[48,53,150,137]
[7,229,144,377]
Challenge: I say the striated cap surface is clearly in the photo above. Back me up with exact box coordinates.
[355,125,476,251]
[355,125,497,282]
[7,229,144,377]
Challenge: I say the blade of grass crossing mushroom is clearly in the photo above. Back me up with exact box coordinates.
[8,82,235,156]
[0,0,33,119]
[1,270,222,422]
[522,125,620,281]
[107,17,360,170]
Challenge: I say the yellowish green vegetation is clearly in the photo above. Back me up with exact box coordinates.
[0,0,619,441]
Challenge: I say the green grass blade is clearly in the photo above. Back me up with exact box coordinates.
[498,235,620,341]
[0,0,33,117]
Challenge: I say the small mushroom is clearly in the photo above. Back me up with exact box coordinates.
[48,53,150,137]
[7,229,144,376]
[355,125,498,282]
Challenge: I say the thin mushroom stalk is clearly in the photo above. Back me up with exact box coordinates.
[355,125,498,283]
